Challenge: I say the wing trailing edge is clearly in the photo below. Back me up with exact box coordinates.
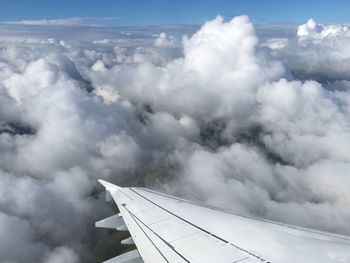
[97,180,141,262]
[121,237,135,245]
[102,249,142,263]
[95,214,125,230]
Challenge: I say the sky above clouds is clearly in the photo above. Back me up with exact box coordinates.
[1,0,350,26]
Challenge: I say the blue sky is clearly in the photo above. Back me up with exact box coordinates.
[1,0,349,26]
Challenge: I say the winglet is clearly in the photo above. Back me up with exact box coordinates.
[98,179,121,195]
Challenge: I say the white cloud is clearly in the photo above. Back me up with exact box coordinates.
[297,18,349,40]
[0,212,48,262]
[2,17,115,27]
[267,19,350,81]
[44,247,79,263]
[155,32,176,47]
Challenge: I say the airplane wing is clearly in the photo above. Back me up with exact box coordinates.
[96,179,350,263]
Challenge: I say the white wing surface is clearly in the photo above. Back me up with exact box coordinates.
[97,180,350,263]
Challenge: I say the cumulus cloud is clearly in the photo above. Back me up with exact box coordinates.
[297,18,349,40]
[1,15,350,263]
[266,19,350,81]
[0,212,48,262]
[44,247,79,263]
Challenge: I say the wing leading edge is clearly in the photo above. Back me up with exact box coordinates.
[97,180,350,263]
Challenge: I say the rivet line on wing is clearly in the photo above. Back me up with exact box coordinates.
[121,202,191,263]
[130,188,270,263]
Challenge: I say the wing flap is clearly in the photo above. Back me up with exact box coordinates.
[95,215,124,229]
[102,250,142,263]
[121,237,135,245]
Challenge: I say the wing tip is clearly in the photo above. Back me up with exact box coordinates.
[98,179,121,192]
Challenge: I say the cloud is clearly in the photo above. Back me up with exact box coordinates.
[1,15,350,263]
[266,19,350,82]
[297,18,349,40]
[0,212,48,262]
[44,247,79,263]
[2,17,116,27]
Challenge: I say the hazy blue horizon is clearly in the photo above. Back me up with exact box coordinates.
[1,0,349,26]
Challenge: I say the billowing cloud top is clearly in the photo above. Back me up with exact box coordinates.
[0,16,350,263]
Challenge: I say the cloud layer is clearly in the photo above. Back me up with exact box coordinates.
[2,17,116,27]
[1,16,350,262]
